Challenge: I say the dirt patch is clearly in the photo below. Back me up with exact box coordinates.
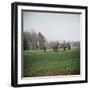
[23,70,80,77]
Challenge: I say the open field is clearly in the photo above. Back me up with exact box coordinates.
[23,48,80,77]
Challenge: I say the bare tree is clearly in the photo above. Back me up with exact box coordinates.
[30,31,39,49]
[23,31,47,50]
[23,32,31,50]
[38,32,46,50]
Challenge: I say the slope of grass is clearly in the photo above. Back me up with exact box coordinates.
[23,48,80,77]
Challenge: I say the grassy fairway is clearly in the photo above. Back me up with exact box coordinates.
[23,48,80,77]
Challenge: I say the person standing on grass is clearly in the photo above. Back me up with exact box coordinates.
[43,41,46,52]
[68,42,71,50]
[56,41,59,51]
[53,41,59,52]
[63,40,66,51]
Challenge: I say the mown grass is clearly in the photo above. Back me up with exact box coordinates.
[23,48,80,77]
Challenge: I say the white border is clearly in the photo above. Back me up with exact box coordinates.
[18,5,86,84]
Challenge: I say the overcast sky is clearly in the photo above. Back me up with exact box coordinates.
[23,11,80,42]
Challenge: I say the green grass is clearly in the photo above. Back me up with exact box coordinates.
[23,48,80,77]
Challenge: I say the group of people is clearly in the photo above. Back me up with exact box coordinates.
[36,41,71,52]
[52,41,71,52]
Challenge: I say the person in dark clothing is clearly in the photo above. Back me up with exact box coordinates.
[53,41,59,52]
[63,40,66,51]
[68,42,71,50]
[43,42,46,52]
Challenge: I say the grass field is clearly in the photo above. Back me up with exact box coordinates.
[23,48,80,77]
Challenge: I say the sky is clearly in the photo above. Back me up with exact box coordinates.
[23,11,80,42]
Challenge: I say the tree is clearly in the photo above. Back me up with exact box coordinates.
[23,31,47,50]
[30,31,39,49]
[38,32,46,50]
[23,32,30,50]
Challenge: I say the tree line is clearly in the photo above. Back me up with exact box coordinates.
[23,31,80,51]
[23,31,46,50]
